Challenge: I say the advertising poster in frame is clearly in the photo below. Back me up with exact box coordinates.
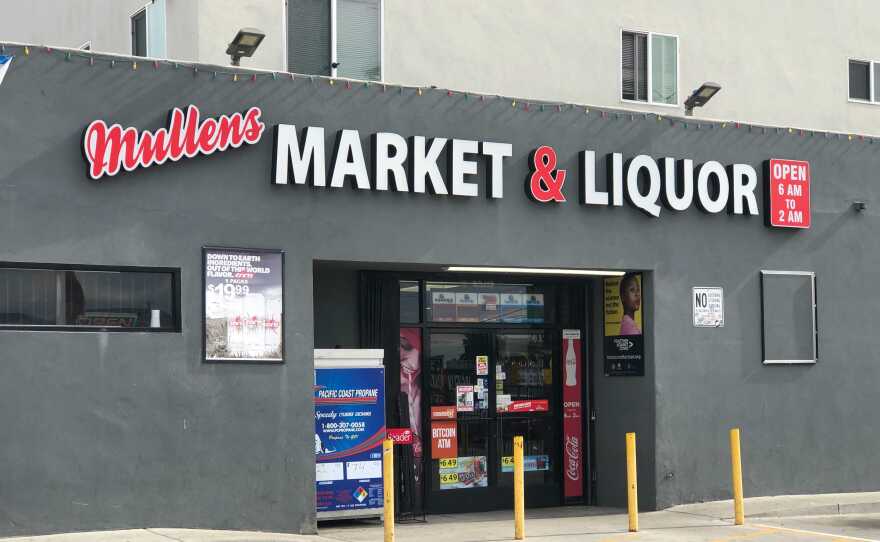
[203,247,284,363]
[603,273,644,376]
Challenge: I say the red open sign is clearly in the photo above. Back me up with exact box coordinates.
[765,159,810,229]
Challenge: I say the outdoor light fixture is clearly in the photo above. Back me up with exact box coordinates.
[684,82,722,116]
[853,201,867,212]
[444,266,626,276]
[226,28,265,66]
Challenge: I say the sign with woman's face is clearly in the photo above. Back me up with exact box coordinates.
[603,273,645,376]
[603,274,642,337]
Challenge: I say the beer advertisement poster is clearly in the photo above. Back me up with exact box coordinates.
[203,247,284,363]
[603,273,644,376]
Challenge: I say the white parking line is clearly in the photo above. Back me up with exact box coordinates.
[752,523,880,542]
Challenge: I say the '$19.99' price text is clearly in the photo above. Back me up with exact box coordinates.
[207,283,250,298]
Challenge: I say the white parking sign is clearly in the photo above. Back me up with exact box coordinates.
[693,287,724,327]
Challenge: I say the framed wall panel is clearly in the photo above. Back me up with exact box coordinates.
[760,270,817,365]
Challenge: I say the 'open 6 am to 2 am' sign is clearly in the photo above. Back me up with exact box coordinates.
[765,159,811,229]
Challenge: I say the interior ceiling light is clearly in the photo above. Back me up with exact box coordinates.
[444,266,626,276]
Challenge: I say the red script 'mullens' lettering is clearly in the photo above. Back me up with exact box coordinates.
[82,105,265,180]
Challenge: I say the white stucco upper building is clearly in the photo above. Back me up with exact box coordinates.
[2,0,879,134]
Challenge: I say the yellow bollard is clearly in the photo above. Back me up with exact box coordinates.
[626,432,638,532]
[383,438,394,542]
[514,435,525,540]
[730,428,745,525]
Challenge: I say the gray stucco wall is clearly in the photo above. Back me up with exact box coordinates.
[1,46,879,535]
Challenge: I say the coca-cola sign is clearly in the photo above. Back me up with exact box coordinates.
[565,436,580,482]
[562,329,583,498]
[82,105,265,180]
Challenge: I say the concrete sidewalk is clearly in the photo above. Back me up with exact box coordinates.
[668,491,880,519]
[4,492,880,541]
[0,529,335,542]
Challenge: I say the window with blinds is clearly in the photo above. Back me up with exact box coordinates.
[848,59,879,102]
[288,0,382,81]
[289,0,332,76]
[622,32,647,102]
[0,264,179,331]
[622,31,677,105]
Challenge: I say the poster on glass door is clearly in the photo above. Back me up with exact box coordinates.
[603,273,644,376]
[203,247,283,362]
[562,329,583,498]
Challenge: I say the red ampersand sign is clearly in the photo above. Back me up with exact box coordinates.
[527,145,567,203]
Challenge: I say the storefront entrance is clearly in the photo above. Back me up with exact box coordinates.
[340,270,596,515]
[425,329,560,512]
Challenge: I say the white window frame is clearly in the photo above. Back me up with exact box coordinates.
[619,28,680,108]
[328,0,384,82]
[760,270,817,365]
[847,58,878,105]
[130,1,167,59]
[130,5,147,56]
[282,0,289,72]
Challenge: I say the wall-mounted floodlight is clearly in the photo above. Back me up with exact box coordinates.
[684,82,722,116]
[853,201,868,212]
[226,28,265,66]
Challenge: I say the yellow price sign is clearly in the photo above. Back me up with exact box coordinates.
[440,472,460,484]
[439,458,458,469]
[502,456,514,467]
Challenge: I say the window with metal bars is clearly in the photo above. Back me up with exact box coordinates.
[0,263,179,331]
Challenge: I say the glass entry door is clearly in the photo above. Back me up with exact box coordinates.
[425,330,559,512]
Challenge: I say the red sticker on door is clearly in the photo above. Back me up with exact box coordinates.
[431,421,458,459]
[431,405,457,420]
[387,428,413,444]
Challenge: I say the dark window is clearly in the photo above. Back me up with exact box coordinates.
[399,280,420,323]
[849,60,870,101]
[622,31,648,101]
[288,0,381,80]
[289,0,332,76]
[131,9,147,57]
[0,264,179,331]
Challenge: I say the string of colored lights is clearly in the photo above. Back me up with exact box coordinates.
[0,42,875,144]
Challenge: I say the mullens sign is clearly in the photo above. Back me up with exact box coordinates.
[80,105,810,229]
